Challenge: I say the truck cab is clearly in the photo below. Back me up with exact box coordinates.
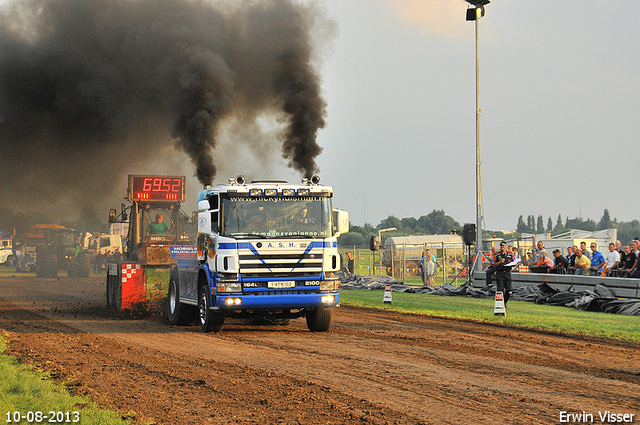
[84,234,123,256]
[168,175,349,332]
[0,237,12,265]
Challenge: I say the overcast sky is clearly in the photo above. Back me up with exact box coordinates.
[305,0,640,231]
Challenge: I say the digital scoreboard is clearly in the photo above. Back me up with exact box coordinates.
[127,175,186,202]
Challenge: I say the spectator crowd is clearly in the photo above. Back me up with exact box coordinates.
[515,238,640,277]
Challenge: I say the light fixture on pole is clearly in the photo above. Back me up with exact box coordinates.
[465,0,489,279]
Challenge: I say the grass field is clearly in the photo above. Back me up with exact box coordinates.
[339,289,640,343]
[0,334,132,425]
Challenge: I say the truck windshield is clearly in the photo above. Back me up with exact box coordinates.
[222,196,333,238]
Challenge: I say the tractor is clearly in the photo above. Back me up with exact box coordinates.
[35,226,90,278]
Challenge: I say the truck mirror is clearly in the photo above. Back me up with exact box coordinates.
[192,211,197,223]
[333,209,349,237]
[108,209,116,223]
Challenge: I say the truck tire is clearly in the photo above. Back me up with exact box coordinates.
[306,307,333,332]
[198,285,224,332]
[67,263,77,278]
[167,275,195,325]
[75,253,90,278]
[42,253,58,278]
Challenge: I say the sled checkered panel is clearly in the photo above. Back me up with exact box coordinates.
[122,264,142,283]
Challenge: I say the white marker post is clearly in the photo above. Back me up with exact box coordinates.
[493,291,506,316]
[383,285,393,304]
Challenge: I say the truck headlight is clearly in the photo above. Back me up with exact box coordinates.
[218,282,242,292]
[321,295,335,303]
[225,298,242,305]
[320,281,338,291]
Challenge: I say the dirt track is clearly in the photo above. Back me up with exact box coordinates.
[0,276,638,424]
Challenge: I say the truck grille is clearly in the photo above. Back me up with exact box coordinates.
[238,252,323,278]
[246,290,320,295]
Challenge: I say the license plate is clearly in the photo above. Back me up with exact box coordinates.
[267,281,295,289]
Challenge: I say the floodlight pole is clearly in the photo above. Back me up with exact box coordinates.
[465,2,487,278]
[475,13,483,275]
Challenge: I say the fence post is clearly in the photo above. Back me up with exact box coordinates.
[402,243,406,284]
[441,242,445,286]
[353,245,357,275]
[390,244,395,280]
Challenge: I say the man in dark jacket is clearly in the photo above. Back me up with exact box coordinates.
[493,241,514,306]
[621,244,636,278]
[550,249,569,274]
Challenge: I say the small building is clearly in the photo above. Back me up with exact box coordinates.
[382,235,464,280]
[515,229,617,260]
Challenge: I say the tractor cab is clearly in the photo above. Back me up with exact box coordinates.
[35,225,89,278]
[109,175,195,263]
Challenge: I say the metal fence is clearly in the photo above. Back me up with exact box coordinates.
[339,244,467,286]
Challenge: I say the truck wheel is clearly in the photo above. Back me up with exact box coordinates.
[43,253,58,278]
[76,253,90,278]
[67,263,77,278]
[306,307,333,332]
[167,275,195,325]
[198,286,224,332]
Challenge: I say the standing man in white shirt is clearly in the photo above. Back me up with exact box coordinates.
[603,242,620,276]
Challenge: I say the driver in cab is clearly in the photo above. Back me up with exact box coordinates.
[296,207,317,224]
[147,214,170,235]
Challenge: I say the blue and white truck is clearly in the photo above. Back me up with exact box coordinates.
[167,175,349,332]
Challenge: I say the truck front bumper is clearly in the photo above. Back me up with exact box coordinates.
[214,292,339,310]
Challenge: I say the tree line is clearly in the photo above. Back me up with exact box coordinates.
[339,208,640,248]
[516,209,640,243]
[339,210,462,247]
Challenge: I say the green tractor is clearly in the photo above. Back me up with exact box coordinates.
[35,227,91,278]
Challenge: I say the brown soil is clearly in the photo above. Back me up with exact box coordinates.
[0,276,638,424]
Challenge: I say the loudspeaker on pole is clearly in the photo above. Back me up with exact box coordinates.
[463,223,476,246]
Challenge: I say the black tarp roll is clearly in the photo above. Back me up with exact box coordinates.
[338,273,640,316]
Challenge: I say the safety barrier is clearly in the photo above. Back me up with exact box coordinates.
[472,270,640,299]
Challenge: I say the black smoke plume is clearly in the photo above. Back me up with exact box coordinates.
[0,0,332,216]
